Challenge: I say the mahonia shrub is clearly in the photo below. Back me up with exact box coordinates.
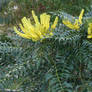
[0,1,92,92]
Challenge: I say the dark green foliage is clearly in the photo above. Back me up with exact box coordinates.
[0,0,92,92]
[0,11,92,92]
[0,0,92,24]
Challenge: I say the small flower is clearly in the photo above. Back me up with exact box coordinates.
[4,12,7,15]
[87,23,92,38]
[13,5,18,10]
[14,10,58,41]
[62,9,84,30]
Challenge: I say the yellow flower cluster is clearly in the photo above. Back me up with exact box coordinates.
[62,9,84,30]
[87,23,92,38]
[14,10,58,41]
[14,9,92,40]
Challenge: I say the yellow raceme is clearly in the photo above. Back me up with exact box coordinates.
[87,23,92,38]
[14,9,92,40]
[62,9,84,30]
[14,10,58,41]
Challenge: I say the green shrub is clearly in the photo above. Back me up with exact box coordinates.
[0,0,92,92]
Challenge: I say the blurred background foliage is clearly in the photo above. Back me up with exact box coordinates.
[0,0,92,25]
[0,0,92,92]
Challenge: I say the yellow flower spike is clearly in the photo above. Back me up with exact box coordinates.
[89,23,92,28]
[14,10,58,41]
[19,22,36,39]
[34,25,43,38]
[21,17,41,39]
[87,35,92,38]
[40,13,51,31]
[32,10,40,25]
[62,9,84,30]
[62,19,76,30]
[88,28,91,34]
[19,24,26,33]
[87,23,92,39]
[14,27,31,39]
[73,19,80,29]
[51,17,58,29]
[21,17,33,32]
[44,15,51,30]
[27,18,35,30]
[49,32,53,36]
[79,9,84,24]
[40,13,46,24]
